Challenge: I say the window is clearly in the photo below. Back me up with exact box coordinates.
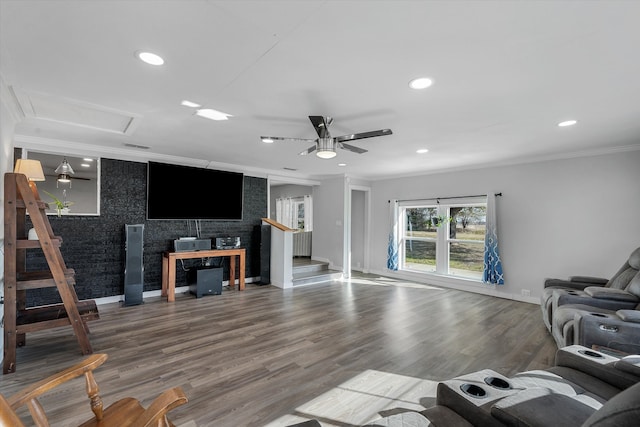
[399,200,486,280]
[294,201,305,230]
[275,195,312,231]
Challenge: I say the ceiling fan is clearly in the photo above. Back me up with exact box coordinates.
[261,115,392,159]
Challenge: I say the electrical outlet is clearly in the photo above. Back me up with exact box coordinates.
[521,289,531,297]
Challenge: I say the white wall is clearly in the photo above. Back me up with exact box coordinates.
[1,74,20,364]
[351,189,366,271]
[312,176,346,270]
[366,150,640,303]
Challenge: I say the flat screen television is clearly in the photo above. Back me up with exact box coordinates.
[147,161,244,220]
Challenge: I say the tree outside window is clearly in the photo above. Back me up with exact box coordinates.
[400,202,486,280]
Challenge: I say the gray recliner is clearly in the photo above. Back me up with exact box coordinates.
[552,298,640,354]
[541,246,640,332]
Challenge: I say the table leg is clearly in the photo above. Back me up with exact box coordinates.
[167,256,176,302]
[161,255,168,298]
[239,253,245,291]
[229,256,236,289]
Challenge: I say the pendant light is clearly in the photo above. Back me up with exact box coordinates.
[55,157,74,187]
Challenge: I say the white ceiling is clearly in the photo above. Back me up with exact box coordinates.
[2,0,639,181]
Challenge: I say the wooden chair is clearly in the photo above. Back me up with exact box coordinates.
[0,353,187,427]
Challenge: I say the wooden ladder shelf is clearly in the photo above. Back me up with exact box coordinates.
[3,173,99,374]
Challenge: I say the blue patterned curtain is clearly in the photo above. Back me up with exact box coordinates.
[483,193,504,284]
[387,200,399,271]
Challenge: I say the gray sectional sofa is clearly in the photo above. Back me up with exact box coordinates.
[289,345,640,427]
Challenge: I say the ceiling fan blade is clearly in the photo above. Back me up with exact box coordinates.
[338,142,368,154]
[299,145,317,156]
[44,174,91,181]
[334,128,392,142]
[308,116,331,139]
[260,136,317,143]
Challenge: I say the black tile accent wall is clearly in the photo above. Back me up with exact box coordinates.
[25,158,267,306]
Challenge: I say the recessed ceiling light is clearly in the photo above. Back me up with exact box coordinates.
[261,137,274,143]
[195,109,232,121]
[409,77,433,90]
[338,163,347,167]
[416,148,429,154]
[136,51,164,66]
[558,120,577,127]
[81,163,90,168]
[181,100,201,108]
[83,158,93,162]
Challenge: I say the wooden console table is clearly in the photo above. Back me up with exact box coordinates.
[162,248,246,302]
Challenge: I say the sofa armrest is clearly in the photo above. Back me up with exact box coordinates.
[554,345,636,390]
[584,287,640,303]
[544,278,596,291]
[553,290,639,312]
[569,276,609,286]
[617,309,640,323]
[615,355,640,377]
[574,311,640,357]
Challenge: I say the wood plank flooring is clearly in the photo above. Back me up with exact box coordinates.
[0,273,557,426]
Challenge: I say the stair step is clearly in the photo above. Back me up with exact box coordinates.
[292,268,343,287]
[292,260,330,275]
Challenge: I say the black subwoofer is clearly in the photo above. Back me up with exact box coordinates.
[188,267,223,298]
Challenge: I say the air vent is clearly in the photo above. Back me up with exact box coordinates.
[283,167,298,171]
[123,143,150,149]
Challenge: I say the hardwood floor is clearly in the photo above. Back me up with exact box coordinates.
[0,273,557,426]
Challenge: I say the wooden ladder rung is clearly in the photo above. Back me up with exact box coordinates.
[16,238,62,249]
[15,199,49,210]
[16,300,100,334]
[17,269,76,290]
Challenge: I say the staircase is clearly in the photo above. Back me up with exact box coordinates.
[292,259,343,287]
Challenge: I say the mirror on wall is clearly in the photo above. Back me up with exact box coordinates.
[22,149,100,216]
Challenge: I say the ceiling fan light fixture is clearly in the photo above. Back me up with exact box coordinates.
[57,173,72,183]
[316,149,336,159]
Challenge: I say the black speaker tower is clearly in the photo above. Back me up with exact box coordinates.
[124,224,144,306]
[259,224,271,285]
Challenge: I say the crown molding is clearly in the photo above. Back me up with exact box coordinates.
[12,134,322,182]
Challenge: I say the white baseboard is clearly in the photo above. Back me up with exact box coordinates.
[368,268,540,305]
[93,276,260,306]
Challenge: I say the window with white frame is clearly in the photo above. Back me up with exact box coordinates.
[275,195,313,231]
[399,199,486,280]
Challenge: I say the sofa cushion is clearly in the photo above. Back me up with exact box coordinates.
[419,406,473,427]
[546,366,621,402]
[582,382,640,427]
[364,411,433,427]
[491,387,596,427]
